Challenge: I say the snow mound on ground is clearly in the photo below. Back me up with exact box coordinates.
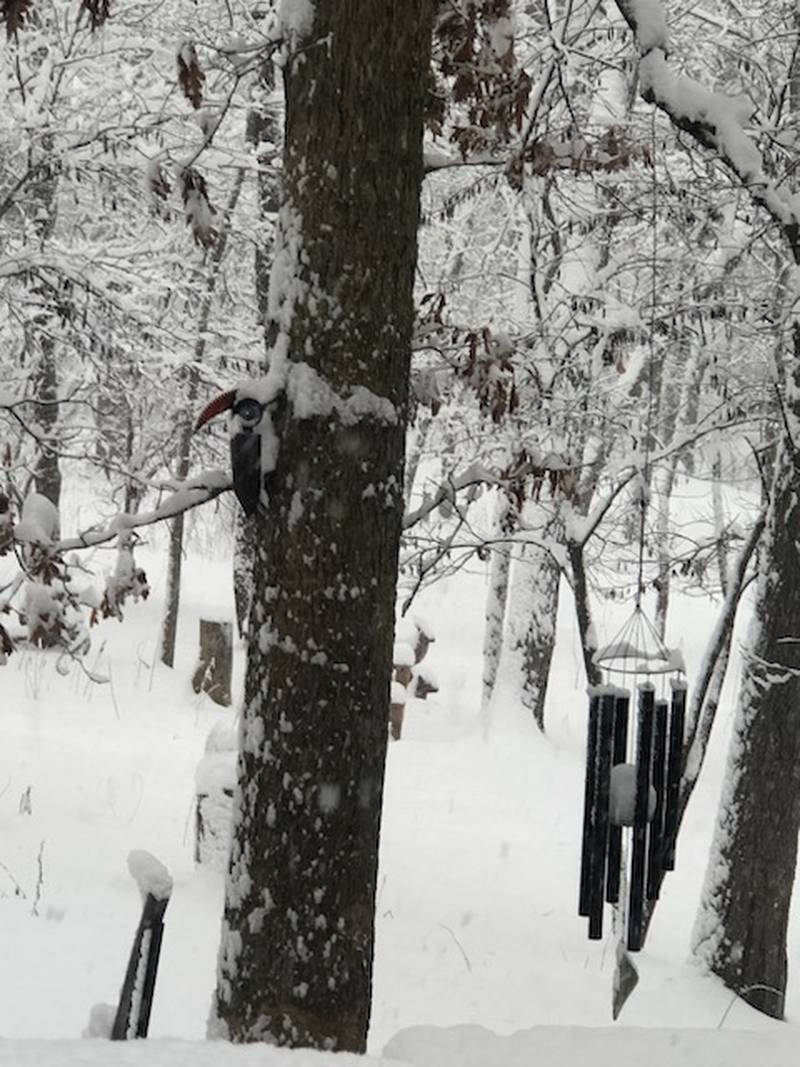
[0,1027,796,1067]
[383,1024,796,1067]
[0,1039,389,1066]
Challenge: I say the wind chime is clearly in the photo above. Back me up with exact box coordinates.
[577,528,689,1019]
[577,111,689,1017]
[577,606,686,947]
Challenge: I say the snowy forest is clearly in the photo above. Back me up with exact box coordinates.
[2,1,800,1064]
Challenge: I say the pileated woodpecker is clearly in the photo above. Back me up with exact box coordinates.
[194,388,280,516]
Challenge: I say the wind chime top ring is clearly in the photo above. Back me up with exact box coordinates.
[592,605,686,678]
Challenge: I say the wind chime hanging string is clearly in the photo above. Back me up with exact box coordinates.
[576,107,689,1017]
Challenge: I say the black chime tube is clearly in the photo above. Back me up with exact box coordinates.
[628,683,655,952]
[662,680,687,871]
[605,689,630,905]
[646,698,669,901]
[588,688,615,940]
[579,691,600,918]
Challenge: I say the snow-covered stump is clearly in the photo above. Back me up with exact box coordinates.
[191,619,233,707]
[110,851,172,1041]
[390,616,438,739]
[389,680,408,741]
[194,723,237,871]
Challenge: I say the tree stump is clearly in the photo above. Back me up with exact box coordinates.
[191,619,233,707]
[388,619,439,738]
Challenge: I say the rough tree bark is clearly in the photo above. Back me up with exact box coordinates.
[213,2,434,1050]
[692,445,800,1018]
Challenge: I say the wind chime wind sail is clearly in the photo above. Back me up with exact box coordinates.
[577,106,689,1019]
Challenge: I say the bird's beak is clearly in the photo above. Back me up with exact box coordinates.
[194,390,236,431]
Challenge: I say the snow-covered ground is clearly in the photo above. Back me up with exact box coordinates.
[1,487,798,1064]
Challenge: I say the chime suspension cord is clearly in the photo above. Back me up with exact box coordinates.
[635,107,660,612]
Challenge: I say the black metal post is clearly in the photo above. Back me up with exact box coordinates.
[111,891,170,1039]
[628,683,654,952]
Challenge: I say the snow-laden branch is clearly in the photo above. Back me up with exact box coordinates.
[568,412,758,548]
[55,470,231,552]
[615,0,800,255]
[402,462,501,529]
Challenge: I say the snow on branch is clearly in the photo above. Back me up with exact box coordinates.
[569,412,758,548]
[616,0,800,250]
[56,470,232,553]
[402,463,501,530]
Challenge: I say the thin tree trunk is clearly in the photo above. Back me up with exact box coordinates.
[247,59,282,347]
[503,522,560,731]
[404,411,431,501]
[229,58,280,642]
[568,537,602,687]
[30,334,61,514]
[29,133,61,516]
[481,545,511,711]
[653,458,678,641]
[160,170,246,667]
[711,451,729,597]
[481,496,512,715]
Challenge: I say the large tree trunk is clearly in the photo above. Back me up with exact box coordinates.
[213,3,434,1051]
[614,0,800,1015]
[692,442,800,1019]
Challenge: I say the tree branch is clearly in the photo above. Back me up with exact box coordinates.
[54,470,232,552]
[615,0,800,257]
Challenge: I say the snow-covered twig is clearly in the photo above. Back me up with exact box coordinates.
[402,462,500,529]
[55,470,232,553]
[682,510,766,796]
[615,0,800,251]
[572,414,760,547]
